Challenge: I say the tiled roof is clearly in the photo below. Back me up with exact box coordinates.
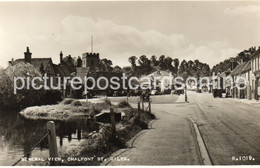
[250,48,260,58]
[15,58,52,72]
[53,64,72,77]
[230,61,251,76]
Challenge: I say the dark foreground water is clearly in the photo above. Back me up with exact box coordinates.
[0,110,99,166]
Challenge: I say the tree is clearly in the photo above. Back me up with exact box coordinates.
[77,56,82,67]
[150,55,158,66]
[101,59,113,72]
[113,66,122,73]
[128,56,137,68]
[158,55,167,70]
[173,58,179,74]
[0,62,61,110]
[138,55,150,66]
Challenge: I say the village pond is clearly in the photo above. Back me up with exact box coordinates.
[0,110,99,166]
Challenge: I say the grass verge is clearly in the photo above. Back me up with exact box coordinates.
[20,98,112,121]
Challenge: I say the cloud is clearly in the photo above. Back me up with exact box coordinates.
[54,15,239,68]
[224,5,260,16]
[0,15,241,68]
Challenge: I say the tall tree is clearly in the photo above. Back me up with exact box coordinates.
[150,55,158,66]
[128,56,137,68]
[173,58,179,74]
[101,59,113,72]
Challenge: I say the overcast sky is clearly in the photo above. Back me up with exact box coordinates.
[0,1,260,68]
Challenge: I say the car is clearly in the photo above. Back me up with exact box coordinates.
[196,89,202,93]
[163,89,171,94]
[213,89,222,98]
[174,89,184,95]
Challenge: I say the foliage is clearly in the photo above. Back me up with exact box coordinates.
[211,47,257,74]
[117,100,130,108]
[0,62,61,110]
[178,59,211,79]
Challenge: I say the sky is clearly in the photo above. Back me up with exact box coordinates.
[0,1,260,68]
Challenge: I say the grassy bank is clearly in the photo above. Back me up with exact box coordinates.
[20,98,112,121]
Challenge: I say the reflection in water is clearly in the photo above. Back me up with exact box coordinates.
[0,111,99,166]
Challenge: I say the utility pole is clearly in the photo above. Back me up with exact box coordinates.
[185,85,188,103]
[91,35,93,53]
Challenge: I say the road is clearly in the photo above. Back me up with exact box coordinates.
[104,92,260,165]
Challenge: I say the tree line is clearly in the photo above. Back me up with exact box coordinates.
[211,47,257,74]
[118,55,210,79]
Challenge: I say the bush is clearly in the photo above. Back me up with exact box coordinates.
[43,90,62,105]
[117,100,130,108]
[71,100,82,107]
[0,62,60,110]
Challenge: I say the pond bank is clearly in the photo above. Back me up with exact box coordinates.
[20,98,112,121]
[17,98,156,166]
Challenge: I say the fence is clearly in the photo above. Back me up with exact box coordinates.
[12,121,59,166]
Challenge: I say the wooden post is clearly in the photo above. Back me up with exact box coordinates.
[137,101,140,118]
[110,108,116,135]
[148,100,151,113]
[185,87,188,103]
[47,121,58,166]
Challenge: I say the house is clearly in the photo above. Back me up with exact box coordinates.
[250,47,260,100]
[140,70,175,92]
[230,61,251,99]
[9,47,56,77]
[9,47,78,98]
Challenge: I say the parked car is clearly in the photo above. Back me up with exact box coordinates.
[212,76,224,98]
[173,84,184,95]
[196,89,202,93]
[174,89,184,95]
[163,89,171,94]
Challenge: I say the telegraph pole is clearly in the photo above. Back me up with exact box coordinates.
[91,35,93,53]
[185,85,188,103]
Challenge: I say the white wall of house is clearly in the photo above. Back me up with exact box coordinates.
[251,51,260,100]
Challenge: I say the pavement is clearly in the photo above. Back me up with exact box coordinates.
[102,92,260,165]
[102,95,201,165]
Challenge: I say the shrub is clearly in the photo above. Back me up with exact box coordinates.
[71,100,82,107]
[117,100,130,108]
[0,62,60,110]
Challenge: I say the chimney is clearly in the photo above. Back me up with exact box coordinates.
[239,58,244,64]
[60,51,63,64]
[24,47,32,63]
[230,57,237,71]
[9,58,14,66]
